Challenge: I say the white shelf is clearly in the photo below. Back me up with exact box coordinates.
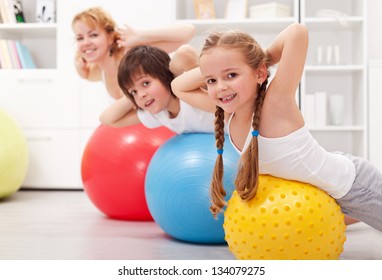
[300,0,367,157]
[177,18,296,33]
[308,126,364,131]
[305,65,365,72]
[0,23,57,38]
[303,17,364,30]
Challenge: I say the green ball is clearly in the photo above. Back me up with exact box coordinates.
[0,110,29,198]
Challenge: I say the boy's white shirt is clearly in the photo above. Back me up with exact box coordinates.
[137,100,215,134]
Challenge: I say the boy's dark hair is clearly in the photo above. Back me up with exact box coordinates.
[117,45,175,108]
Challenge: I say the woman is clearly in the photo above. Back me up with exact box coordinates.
[72,6,195,101]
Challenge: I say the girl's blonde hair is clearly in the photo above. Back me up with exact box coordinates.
[200,30,270,218]
[72,7,123,57]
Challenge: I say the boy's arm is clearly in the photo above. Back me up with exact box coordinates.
[99,96,141,127]
[171,67,216,113]
[117,24,196,53]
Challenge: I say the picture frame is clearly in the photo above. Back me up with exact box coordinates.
[193,0,216,20]
[225,0,248,19]
[36,0,56,23]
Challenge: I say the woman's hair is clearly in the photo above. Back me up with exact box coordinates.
[200,30,270,218]
[72,7,122,57]
[117,45,175,108]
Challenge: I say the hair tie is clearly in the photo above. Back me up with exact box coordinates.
[252,130,259,137]
[217,149,224,155]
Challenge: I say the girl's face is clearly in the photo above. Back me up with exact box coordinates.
[127,73,172,115]
[200,47,259,114]
[73,20,112,63]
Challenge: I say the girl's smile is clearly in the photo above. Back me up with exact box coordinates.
[200,47,259,114]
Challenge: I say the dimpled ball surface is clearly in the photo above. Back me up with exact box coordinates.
[224,175,346,260]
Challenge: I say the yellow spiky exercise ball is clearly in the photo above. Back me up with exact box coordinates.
[0,110,29,199]
[224,175,346,260]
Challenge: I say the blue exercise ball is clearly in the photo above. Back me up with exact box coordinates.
[145,133,239,244]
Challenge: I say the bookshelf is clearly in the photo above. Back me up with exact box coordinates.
[0,0,56,69]
[175,0,368,158]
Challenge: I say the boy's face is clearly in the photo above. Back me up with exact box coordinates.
[126,73,172,114]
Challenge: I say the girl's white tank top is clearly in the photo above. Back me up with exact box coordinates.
[227,113,355,199]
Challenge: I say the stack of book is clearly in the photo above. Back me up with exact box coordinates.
[0,39,35,69]
[0,0,25,23]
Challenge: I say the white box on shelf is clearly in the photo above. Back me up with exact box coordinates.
[314,91,327,127]
[304,94,316,127]
[249,2,291,18]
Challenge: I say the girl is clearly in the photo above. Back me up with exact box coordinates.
[99,44,216,134]
[72,7,195,101]
[172,23,380,231]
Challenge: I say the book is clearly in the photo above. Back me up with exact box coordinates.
[15,41,36,69]
[7,40,21,68]
[0,39,13,69]
[0,0,10,23]
[3,0,16,23]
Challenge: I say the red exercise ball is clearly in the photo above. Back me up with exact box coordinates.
[81,124,175,220]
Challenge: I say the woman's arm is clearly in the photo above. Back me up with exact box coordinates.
[99,96,141,127]
[171,67,216,113]
[169,44,199,77]
[266,23,308,97]
[117,24,196,53]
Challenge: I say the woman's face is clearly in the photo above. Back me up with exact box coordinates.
[73,20,112,63]
[126,73,172,115]
[200,47,259,114]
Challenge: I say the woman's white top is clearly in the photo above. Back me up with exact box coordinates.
[227,114,355,199]
[137,100,215,134]
[101,71,119,104]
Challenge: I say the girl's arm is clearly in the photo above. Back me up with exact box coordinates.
[117,24,196,53]
[171,67,216,113]
[98,96,141,127]
[74,51,101,81]
[266,23,308,97]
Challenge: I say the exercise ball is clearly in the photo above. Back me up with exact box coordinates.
[0,110,28,199]
[81,124,175,220]
[224,175,346,260]
[145,133,239,244]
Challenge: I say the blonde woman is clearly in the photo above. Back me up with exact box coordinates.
[72,7,195,101]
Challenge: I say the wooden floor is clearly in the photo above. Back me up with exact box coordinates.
[1,190,382,260]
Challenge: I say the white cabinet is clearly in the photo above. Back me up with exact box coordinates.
[176,0,368,158]
[22,129,81,188]
[0,70,79,128]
